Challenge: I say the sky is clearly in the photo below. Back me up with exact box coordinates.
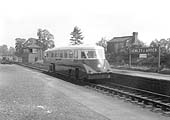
[0,0,170,48]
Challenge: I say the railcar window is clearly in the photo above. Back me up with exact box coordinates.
[81,51,87,58]
[87,51,97,58]
[81,51,97,59]
[51,52,54,57]
[55,52,58,57]
[59,51,63,58]
[64,51,68,58]
[69,51,73,58]
[74,50,78,58]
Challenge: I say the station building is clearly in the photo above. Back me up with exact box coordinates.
[22,38,43,63]
[107,32,138,54]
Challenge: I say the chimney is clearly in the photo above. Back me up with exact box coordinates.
[132,32,138,43]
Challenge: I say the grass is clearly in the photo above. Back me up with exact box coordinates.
[110,64,170,75]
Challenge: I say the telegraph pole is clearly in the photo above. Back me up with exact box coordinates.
[129,47,131,68]
[158,45,161,72]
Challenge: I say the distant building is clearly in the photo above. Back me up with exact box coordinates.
[107,32,138,54]
[22,38,43,63]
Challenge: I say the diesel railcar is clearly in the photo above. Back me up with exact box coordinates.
[44,45,111,80]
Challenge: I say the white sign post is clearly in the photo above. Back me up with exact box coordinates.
[139,54,147,58]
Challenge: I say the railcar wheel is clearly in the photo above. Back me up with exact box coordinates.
[48,64,52,72]
[48,63,55,73]
[75,68,79,80]
[52,63,55,72]
[68,69,72,78]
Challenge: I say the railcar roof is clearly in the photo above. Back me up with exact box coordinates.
[45,45,104,52]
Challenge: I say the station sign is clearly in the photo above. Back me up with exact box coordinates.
[139,54,147,58]
[130,47,158,54]
[129,46,160,71]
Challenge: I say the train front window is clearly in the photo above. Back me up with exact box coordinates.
[97,49,105,59]
[81,51,97,59]
[87,51,97,58]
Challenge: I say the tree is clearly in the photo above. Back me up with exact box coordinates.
[133,39,146,47]
[0,45,15,56]
[150,38,170,53]
[8,47,15,55]
[149,38,170,67]
[166,38,170,52]
[0,45,8,55]
[37,29,55,51]
[150,39,159,47]
[96,37,107,52]
[70,26,84,45]
[15,38,26,56]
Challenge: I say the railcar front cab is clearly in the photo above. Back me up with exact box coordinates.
[79,47,112,79]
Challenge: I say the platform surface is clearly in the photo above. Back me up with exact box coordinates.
[112,68,170,81]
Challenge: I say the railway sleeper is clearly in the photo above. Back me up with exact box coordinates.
[89,83,170,115]
[130,99,139,104]
[163,112,170,117]
[136,101,145,106]
[144,104,153,109]
[151,107,163,113]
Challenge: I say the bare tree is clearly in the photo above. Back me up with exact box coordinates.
[96,37,107,51]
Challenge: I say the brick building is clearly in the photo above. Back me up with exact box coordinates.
[107,32,138,54]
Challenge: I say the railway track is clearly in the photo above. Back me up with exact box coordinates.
[85,81,170,117]
[17,63,170,117]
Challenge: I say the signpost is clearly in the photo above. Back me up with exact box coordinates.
[129,47,160,72]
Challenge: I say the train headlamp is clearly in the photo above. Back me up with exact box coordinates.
[97,64,101,68]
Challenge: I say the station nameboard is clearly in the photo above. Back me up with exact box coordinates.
[139,54,147,58]
[130,47,158,54]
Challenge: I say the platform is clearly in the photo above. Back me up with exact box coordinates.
[0,64,169,119]
[112,68,170,81]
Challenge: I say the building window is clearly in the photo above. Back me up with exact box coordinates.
[32,49,38,54]
[23,49,29,53]
[29,49,33,53]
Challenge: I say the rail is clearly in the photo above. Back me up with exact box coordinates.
[86,82,170,116]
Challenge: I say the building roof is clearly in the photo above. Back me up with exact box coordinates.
[25,44,41,48]
[108,36,133,43]
[23,38,43,48]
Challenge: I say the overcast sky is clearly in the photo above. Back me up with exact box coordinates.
[0,0,170,47]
